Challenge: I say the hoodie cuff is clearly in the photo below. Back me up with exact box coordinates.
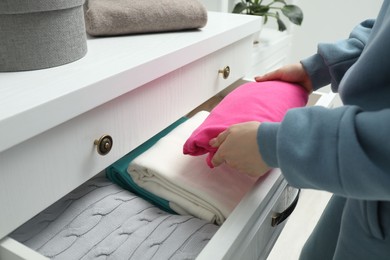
[301,53,331,90]
[257,122,280,168]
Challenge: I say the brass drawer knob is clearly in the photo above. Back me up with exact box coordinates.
[94,134,113,156]
[218,66,230,79]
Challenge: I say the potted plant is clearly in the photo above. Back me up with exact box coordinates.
[232,0,303,32]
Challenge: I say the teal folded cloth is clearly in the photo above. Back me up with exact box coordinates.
[106,117,188,214]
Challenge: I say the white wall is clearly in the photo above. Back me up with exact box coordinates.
[197,0,236,12]
[198,0,382,63]
[287,0,383,63]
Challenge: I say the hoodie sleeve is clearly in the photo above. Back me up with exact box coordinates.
[301,19,374,92]
[258,105,390,201]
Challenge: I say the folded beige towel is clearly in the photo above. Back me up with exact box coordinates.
[84,0,208,36]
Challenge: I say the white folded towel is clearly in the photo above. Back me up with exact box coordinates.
[128,111,259,225]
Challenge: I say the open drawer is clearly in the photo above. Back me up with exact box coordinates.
[0,90,337,260]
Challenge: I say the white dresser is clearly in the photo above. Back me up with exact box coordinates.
[0,12,336,260]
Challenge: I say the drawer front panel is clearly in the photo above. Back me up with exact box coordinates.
[237,183,299,260]
[0,36,252,239]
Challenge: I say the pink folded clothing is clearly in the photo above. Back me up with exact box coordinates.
[183,80,308,167]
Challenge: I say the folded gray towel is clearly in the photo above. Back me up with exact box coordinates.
[84,0,208,36]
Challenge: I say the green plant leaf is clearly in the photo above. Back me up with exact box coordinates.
[281,5,303,25]
[277,17,287,31]
[232,2,249,14]
[249,5,269,15]
[263,15,268,24]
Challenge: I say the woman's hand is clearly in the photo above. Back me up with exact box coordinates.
[209,122,270,177]
[255,63,313,94]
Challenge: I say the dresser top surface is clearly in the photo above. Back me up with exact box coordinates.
[0,12,260,152]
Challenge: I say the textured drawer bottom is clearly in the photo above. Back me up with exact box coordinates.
[9,176,218,260]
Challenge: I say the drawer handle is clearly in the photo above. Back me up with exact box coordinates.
[94,134,113,156]
[271,189,300,227]
[218,66,230,79]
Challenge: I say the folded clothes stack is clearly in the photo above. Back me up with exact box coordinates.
[107,81,309,225]
[107,111,259,225]
[84,0,208,36]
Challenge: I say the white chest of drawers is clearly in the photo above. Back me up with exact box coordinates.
[0,11,336,260]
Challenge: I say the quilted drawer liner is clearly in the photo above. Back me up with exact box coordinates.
[10,176,218,260]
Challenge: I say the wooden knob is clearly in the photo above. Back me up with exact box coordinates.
[94,134,113,156]
[218,66,230,79]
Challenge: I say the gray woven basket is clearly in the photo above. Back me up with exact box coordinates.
[0,0,87,72]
